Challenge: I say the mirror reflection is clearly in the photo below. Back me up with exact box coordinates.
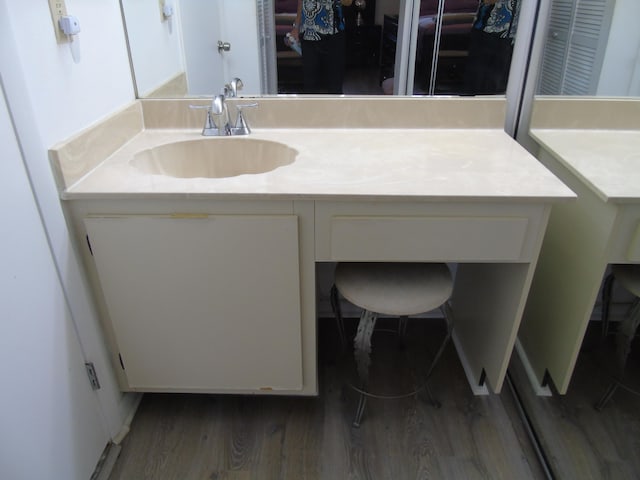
[534,0,639,97]
[121,0,521,98]
[517,1,640,477]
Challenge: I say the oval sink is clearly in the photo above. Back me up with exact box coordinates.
[131,138,297,179]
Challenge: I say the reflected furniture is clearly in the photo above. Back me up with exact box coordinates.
[381,0,477,91]
[519,98,640,395]
[332,262,454,427]
[596,264,640,409]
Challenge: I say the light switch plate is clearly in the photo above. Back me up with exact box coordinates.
[48,0,70,43]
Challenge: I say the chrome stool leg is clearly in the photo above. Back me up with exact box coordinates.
[330,284,347,350]
[353,309,377,427]
[420,301,454,409]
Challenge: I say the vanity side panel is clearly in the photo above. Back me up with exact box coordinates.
[518,148,618,394]
[294,200,318,395]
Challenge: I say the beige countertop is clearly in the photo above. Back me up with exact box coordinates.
[531,128,640,204]
[50,97,574,202]
[59,126,573,202]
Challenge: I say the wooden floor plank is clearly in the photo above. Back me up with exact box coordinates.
[108,319,545,480]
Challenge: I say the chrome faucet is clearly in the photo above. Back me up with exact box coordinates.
[227,77,243,97]
[210,94,232,136]
[190,78,258,136]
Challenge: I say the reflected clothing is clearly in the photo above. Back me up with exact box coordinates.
[473,0,519,40]
[464,0,520,95]
[300,0,346,94]
[300,0,345,41]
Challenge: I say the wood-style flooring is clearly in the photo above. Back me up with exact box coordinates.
[108,319,545,479]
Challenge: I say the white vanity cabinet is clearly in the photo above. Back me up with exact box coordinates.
[75,200,316,395]
[51,99,575,397]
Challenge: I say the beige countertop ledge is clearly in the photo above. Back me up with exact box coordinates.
[50,97,574,202]
[530,97,640,204]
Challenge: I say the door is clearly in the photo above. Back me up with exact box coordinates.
[0,79,109,479]
[181,0,262,95]
[85,214,303,392]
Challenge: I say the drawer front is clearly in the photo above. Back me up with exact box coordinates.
[326,215,529,262]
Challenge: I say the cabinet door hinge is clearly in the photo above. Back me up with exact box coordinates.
[85,362,101,390]
[86,234,93,256]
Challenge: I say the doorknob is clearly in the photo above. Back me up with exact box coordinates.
[218,41,231,53]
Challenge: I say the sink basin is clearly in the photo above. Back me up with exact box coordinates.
[130,138,297,178]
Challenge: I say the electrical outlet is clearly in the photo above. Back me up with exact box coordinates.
[48,0,70,44]
[158,0,167,21]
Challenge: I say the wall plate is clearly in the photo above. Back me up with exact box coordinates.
[48,0,70,44]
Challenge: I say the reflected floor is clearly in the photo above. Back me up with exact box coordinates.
[510,321,640,479]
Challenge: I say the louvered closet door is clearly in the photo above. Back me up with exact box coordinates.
[538,0,614,95]
[538,0,573,94]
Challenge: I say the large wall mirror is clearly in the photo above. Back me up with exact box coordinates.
[513,0,640,476]
[119,0,523,97]
[520,0,640,139]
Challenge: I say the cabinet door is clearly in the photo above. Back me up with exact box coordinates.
[84,214,302,392]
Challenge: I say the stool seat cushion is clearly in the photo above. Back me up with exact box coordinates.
[612,264,640,297]
[335,262,453,316]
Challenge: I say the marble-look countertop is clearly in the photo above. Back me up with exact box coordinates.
[62,127,573,202]
[531,129,640,204]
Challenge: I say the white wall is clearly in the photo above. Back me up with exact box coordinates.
[598,0,640,96]
[0,0,139,476]
[121,0,185,96]
[0,79,108,480]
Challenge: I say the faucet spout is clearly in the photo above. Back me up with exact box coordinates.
[210,94,231,135]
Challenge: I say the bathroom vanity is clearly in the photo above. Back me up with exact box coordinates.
[518,98,640,394]
[50,97,573,396]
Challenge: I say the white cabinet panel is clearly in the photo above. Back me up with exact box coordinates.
[85,214,302,392]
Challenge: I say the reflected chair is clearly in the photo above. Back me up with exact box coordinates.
[330,262,454,427]
[596,264,640,410]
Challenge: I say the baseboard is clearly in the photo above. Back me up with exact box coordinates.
[112,392,143,445]
[90,442,121,480]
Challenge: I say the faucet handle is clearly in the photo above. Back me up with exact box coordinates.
[234,103,258,134]
[189,104,214,129]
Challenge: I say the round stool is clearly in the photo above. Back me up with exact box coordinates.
[596,264,640,410]
[331,262,454,427]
